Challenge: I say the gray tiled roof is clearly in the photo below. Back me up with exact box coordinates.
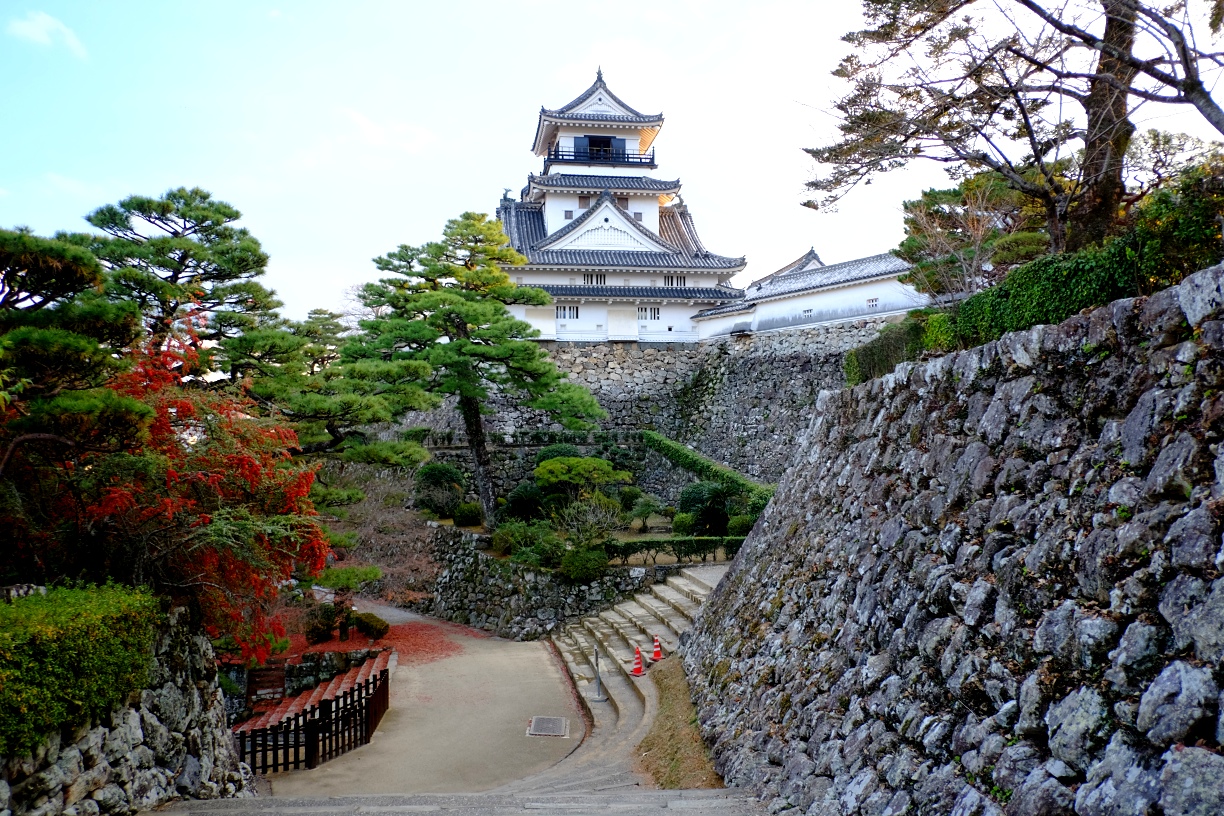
[525,174,681,194]
[545,70,662,124]
[525,284,743,301]
[497,190,745,273]
[694,252,910,318]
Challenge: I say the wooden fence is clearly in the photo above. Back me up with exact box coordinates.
[236,668,391,774]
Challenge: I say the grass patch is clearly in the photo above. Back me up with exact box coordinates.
[636,657,723,789]
[312,565,383,591]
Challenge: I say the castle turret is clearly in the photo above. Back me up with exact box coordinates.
[498,71,744,343]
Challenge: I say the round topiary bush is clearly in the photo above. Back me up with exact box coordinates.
[727,514,756,536]
[452,501,483,527]
[671,512,696,536]
[558,547,609,584]
[535,443,582,465]
[414,462,466,517]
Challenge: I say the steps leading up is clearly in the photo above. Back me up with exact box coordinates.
[232,651,395,733]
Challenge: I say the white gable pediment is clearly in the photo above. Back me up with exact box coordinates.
[542,201,672,253]
[572,91,635,118]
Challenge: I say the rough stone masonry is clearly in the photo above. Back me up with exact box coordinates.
[684,265,1224,816]
[3,609,249,816]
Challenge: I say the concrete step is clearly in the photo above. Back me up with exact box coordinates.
[680,565,729,594]
[666,575,711,605]
[649,583,700,622]
[634,593,690,639]
[613,599,680,654]
[167,790,761,815]
[597,609,654,660]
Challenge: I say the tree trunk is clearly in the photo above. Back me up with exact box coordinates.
[457,394,496,525]
[1068,0,1138,251]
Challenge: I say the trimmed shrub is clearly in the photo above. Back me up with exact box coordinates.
[453,501,483,527]
[0,584,162,757]
[353,612,390,640]
[617,485,644,512]
[640,431,775,513]
[491,520,555,556]
[313,565,383,592]
[510,532,566,569]
[558,547,609,584]
[843,317,925,386]
[679,481,730,536]
[414,462,466,516]
[535,443,582,466]
[305,603,341,644]
[502,480,544,521]
[727,514,756,536]
[671,512,696,536]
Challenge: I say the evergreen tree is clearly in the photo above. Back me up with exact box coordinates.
[61,187,281,348]
[351,212,605,522]
[0,229,147,477]
[218,308,433,464]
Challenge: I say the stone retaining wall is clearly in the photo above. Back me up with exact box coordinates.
[682,265,1224,816]
[394,320,890,488]
[410,527,683,640]
[3,609,249,816]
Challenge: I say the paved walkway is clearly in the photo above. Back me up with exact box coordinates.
[268,608,583,797]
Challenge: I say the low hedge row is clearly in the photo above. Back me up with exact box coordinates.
[605,536,745,564]
[640,431,775,513]
[0,584,162,757]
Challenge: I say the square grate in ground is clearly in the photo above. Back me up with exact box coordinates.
[526,715,569,737]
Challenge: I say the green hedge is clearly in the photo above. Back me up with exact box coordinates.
[604,536,746,564]
[312,565,383,591]
[845,161,1224,385]
[640,431,775,512]
[0,584,162,757]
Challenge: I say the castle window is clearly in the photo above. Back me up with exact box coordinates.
[650,279,657,286]
[583,274,606,285]
[802,308,812,318]
[516,277,523,284]
[617,197,630,209]
[638,306,660,320]
[867,297,879,309]
[578,196,591,209]
[633,212,643,222]
[556,305,579,319]
[564,210,574,220]
[623,278,630,286]
[663,275,686,287]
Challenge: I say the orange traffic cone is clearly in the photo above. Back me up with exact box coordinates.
[631,646,645,676]
[652,635,663,662]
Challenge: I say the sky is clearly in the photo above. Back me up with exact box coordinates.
[2,1,1221,319]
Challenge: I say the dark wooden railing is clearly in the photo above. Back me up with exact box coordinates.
[546,146,656,165]
[236,668,390,774]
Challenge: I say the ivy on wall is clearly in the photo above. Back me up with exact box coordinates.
[641,430,775,513]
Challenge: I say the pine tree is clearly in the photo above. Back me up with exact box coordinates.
[61,187,281,348]
[351,212,605,522]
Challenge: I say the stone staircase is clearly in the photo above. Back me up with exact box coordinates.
[164,565,760,815]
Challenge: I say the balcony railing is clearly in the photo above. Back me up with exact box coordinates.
[546,146,657,166]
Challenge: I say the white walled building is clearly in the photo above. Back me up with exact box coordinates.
[692,249,930,339]
[497,71,746,343]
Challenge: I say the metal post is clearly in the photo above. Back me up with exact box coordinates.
[591,646,607,703]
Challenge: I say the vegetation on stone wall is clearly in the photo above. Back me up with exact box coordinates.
[0,584,161,757]
[844,160,1224,386]
[641,431,775,514]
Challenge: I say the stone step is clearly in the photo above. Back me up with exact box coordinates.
[666,575,711,605]
[167,790,760,815]
[581,616,640,674]
[612,599,679,655]
[649,583,700,622]
[597,609,655,660]
[680,565,729,594]
[633,593,691,638]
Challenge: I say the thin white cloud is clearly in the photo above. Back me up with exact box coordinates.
[44,172,103,200]
[7,11,87,59]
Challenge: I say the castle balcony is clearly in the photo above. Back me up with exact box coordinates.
[545,146,657,171]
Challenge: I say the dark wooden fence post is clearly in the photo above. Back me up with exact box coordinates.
[305,717,320,769]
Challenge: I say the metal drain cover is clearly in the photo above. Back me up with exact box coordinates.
[526,716,569,737]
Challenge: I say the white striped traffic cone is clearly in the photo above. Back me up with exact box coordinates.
[652,635,663,662]
[631,646,645,676]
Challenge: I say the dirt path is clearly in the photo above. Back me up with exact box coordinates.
[268,605,583,796]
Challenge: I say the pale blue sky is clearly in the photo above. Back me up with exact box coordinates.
[2,1,1218,318]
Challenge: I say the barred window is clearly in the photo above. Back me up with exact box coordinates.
[556,305,579,319]
[583,273,606,285]
[638,306,660,320]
